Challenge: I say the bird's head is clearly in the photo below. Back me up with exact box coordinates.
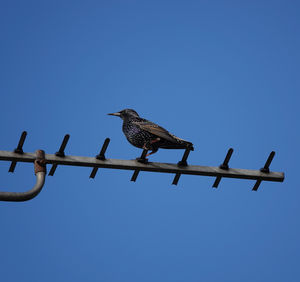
[108,109,140,120]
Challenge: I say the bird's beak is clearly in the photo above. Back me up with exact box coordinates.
[107,112,121,117]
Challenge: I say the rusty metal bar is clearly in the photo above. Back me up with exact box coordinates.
[8,131,27,173]
[0,150,46,202]
[212,148,234,188]
[0,150,284,185]
[172,148,191,185]
[252,151,276,191]
[90,138,110,179]
[48,134,70,176]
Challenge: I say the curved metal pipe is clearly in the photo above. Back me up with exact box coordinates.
[0,172,46,202]
[0,150,46,202]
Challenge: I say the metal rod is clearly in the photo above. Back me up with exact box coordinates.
[0,150,46,202]
[220,148,234,170]
[177,149,191,167]
[252,180,261,191]
[130,169,140,182]
[212,176,222,188]
[213,148,234,188]
[15,131,27,154]
[131,149,148,182]
[0,150,284,184]
[56,134,70,157]
[48,164,58,176]
[96,138,110,160]
[172,173,181,185]
[89,167,98,179]
[8,131,27,173]
[8,162,17,173]
[89,138,110,179]
[0,172,46,202]
[48,134,70,176]
[252,151,276,191]
[172,148,191,185]
[261,151,275,173]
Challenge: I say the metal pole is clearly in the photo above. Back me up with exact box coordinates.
[0,150,46,202]
[0,150,284,183]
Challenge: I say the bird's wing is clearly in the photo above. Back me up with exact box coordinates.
[132,121,177,143]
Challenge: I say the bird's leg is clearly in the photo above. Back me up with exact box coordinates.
[146,150,158,157]
[143,138,160,157]
[150,138,160,144]
[142,138,160,150]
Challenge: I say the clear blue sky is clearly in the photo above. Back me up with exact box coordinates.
[0,1,299,281]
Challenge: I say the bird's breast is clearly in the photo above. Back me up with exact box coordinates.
[122,122,152,148]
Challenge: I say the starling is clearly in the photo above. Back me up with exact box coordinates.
[108,109,194,157]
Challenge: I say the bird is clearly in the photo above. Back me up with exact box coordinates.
[108,109,194,157]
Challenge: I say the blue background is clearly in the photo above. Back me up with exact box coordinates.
[0,1,298,281]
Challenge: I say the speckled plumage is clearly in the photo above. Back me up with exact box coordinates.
[108,109,194,156]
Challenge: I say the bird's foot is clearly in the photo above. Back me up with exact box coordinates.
[136,157,149,164]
